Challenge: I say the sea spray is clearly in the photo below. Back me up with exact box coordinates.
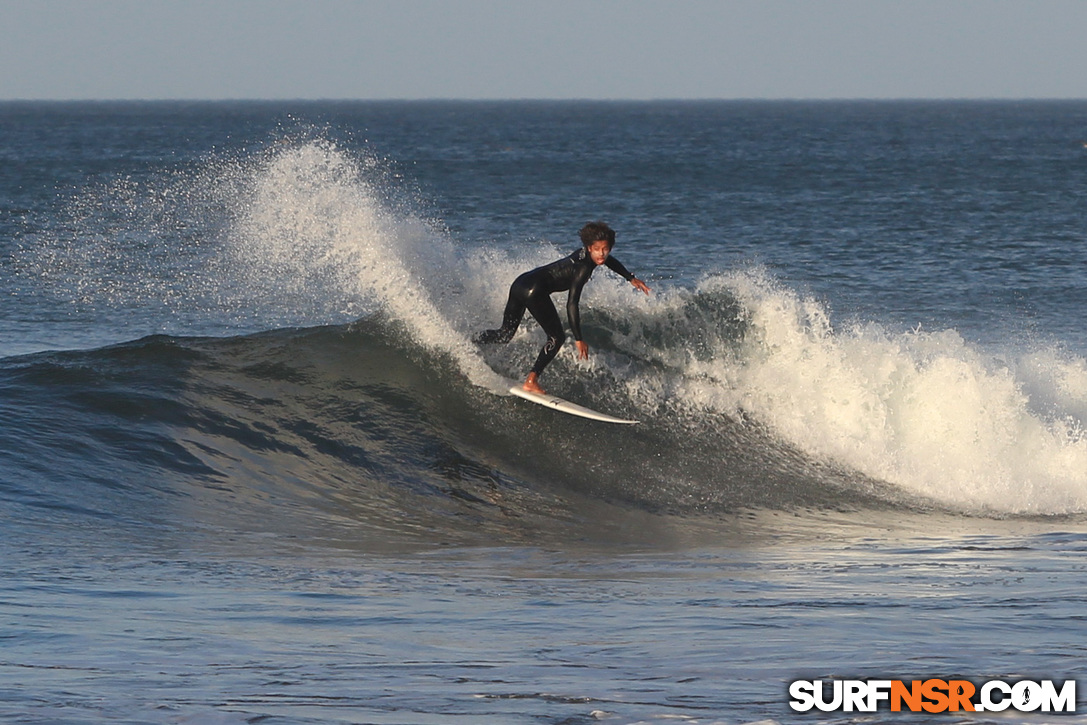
[225,139,551,391]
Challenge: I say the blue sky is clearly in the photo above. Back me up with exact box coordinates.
[2,0,1086,100]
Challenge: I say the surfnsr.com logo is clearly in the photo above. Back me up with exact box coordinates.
[789,679,1077,713]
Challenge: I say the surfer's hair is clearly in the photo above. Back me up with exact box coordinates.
[579,221,615,248]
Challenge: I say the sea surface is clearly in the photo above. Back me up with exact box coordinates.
[3,100,1087,724]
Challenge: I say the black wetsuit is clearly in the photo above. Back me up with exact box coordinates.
[476,248,635,376]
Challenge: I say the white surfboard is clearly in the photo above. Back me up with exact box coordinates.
[506,380,638,425]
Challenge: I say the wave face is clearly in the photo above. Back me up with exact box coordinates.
[6,131,1087,544]
[5,289,1087,556]
[0,318,891,549]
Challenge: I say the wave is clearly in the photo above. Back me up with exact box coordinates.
[7,136,1087,543]
[219,140,1087,516]
[0,319,892,547]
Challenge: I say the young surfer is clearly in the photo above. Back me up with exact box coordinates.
[475,221,651,394]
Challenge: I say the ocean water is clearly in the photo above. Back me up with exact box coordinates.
[3,100,1087,724]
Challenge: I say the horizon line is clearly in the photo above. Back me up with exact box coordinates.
[3,96,1087,104]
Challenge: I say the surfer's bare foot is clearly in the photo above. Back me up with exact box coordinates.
[523,372,545,395]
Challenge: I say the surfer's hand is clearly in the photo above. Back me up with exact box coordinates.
[631,277,650,295]
[576,340,589,359]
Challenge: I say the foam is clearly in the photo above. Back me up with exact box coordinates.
[627,270,1087,515]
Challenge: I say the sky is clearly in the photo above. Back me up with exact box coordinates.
[2,0,1086,100]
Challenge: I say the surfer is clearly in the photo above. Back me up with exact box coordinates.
[474,221,651,394]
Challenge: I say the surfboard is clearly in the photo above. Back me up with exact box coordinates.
[506,380,638,425]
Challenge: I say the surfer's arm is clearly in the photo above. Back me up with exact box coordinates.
[567,271,590,359]
[566,283,584,342]
[605,256,650,295]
